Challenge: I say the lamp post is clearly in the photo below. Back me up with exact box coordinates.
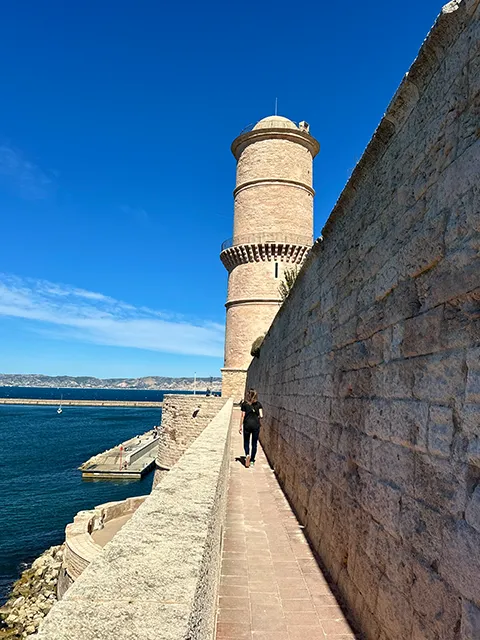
[193,372,197,395]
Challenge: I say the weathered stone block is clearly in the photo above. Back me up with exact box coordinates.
[351,548,381,612]
[373,361,414,400]
[294,431,315,465]
[444,187,480,253]
[308,394,331,422]
[399,213,446,279]
[383,278,421,328]
[402,306,444,357]
[412,352,466,404]
[441,520,480,605]
[428,405,455,458]
[461,599,480,640]
[416,250,480,311]
[389,400,429,450]
[443,288,480,350]
[465,484,480,533]
[400,495,445,565]
[411,558,462,638]
[376,574,413,639]
[330,398,365,431]
[337,367,373,399]
[338,425,372,471]
[466,347,480,403]
[358,469,402,536]
[364,400,392,440]
[384,538,414,597]
[415,453,466,515]
[371,440,415,492]
[383,323,404,362]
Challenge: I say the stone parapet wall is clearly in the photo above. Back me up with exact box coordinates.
[60,496,147,598]
[37,399,233,640]
[247,2,480,639]
[153,395,226,483]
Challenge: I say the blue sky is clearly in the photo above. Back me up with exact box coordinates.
[0,0,444,379]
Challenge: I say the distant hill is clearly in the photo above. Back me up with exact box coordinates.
[0,373,222,392]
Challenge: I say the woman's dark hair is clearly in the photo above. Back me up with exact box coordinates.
[246,388,258,404]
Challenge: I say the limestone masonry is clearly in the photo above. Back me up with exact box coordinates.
[247,1,480,638]
[221,115,319,398]
[153,394,226,484]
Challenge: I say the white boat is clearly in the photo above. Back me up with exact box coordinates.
[57,394,63,414]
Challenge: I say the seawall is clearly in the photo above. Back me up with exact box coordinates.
[247,2,480,639]
[0,398,163,408]
[80,430,159,478]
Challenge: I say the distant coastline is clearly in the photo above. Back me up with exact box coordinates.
[0,373,222,392]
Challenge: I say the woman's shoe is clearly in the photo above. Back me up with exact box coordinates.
[245,455,251,468]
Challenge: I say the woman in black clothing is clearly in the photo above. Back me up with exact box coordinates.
[239,388,263,468]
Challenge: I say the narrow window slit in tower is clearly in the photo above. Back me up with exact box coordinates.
[275,263,279,279]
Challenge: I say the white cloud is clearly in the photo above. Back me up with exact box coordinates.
[0,146,54,200]
[0,274,224,358]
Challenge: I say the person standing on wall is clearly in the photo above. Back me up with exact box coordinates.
[239,389,263,468]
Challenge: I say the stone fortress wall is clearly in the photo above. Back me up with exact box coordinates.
[247,2,480,639]
[153,394,226,484]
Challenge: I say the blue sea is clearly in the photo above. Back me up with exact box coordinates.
[0,387,194,604]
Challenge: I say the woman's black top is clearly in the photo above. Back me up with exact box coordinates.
[241,401,263,430]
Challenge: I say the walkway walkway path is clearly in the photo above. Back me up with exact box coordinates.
[216,422,356,640]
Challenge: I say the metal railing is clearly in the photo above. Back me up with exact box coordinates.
[221,233,312,252]
[238,120,300,135]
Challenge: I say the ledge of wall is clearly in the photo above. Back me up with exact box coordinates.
[38,399,233,640]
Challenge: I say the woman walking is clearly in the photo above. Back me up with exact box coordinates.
[239,389,263,468]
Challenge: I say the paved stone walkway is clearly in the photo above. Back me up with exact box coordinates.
[216,431,356,640]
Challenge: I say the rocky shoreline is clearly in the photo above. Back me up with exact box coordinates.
[0,545,64,639]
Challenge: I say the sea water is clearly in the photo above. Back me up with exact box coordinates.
[0,395,170,603]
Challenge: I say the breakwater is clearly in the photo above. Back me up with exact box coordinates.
[80,430,159,478]
[0,399,163,408]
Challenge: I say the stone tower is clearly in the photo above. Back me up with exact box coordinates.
[220,115,320,398]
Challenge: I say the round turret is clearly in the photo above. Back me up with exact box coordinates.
[221,116,319,398]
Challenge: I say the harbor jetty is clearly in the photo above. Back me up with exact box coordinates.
[0,398,163,408]
[79,430,160,479]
